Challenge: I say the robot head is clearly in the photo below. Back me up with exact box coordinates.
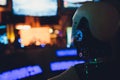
[71,2,120,59]
[72,2,119,42]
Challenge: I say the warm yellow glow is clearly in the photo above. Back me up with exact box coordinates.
[54,30,59,34]
[0,8,4,11]
[10,25,15,43]
[49,28,53,33]
[19,27,51,46]
[35,41,41,46]
[6,25,15,43]
[16,24,31,30]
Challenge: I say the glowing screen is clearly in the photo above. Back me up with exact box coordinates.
[56,48,77,57]
[0,65,42,80]
[0,0,7,6]
[19,27,51,46]
[50,60,85,71]
[63,0,93,8]
[12,0,58,16]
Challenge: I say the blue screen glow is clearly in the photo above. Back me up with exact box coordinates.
[0,33,8,45]
[0,65,43,80]
[56,48,77,57]
[50,60,85,71]
[0,25,8,45]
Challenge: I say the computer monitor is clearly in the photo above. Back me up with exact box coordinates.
[12,0,58,17]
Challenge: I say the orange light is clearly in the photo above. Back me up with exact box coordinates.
[7,25,15,43]
[19,27,51,46]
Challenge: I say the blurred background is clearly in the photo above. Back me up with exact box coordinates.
[0,0,120,80]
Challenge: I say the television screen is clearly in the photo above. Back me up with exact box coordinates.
[12,0,58,17]
[0,0,7,6]
[61,0,100,14]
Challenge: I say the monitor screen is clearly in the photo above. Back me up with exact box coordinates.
[63,0,93,8]
[0,0,7,6]
[12,0,58,17]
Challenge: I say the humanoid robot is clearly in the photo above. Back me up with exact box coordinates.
[48,2,120,80]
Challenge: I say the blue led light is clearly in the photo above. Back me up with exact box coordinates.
[18,38,21,43]
[56,49,77,57]
[0,25,6,29]
[0,33,8,45]
[40,44,46,48]
[50,60,85,71]
[0,65,43,80]
[18,38,24,48]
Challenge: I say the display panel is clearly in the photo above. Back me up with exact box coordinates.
[0,0,7,6]
[64,0,82,8]
[12,0,58,17]
[50,60,85,71]
[56,48,77,57]
[0,65,43,80]
[63,0,100,9]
